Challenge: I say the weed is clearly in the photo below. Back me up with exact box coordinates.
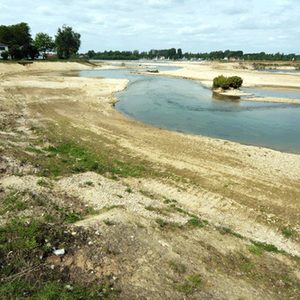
[186,217,208,229]
[155,218,182,230]
[125,187,133,193]
[84,181,94,187]
[103,219,115,226]
[0,193,27,215]
[281,226,295,238]
[218,226,243,239]
[145,205,168,216]
[169,261,187,274]
[250,241,280,253]
[163,197,177,204]
[175,274,202,295]
[37,178,53,188]
[248,244,264,256]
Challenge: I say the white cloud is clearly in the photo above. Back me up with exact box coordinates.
[0,0,299,53]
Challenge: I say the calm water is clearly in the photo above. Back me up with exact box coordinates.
[243,87,300,99]
[80,68,300,153]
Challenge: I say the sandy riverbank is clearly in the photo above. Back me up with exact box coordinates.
[0,61,299,299]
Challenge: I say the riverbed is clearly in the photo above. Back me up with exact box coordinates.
[80,67,300,153]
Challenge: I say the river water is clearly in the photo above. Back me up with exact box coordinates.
[80,67,300,153]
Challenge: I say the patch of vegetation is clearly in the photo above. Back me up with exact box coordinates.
[281,226,295,238]
[0,217,119,299]
[29,138,146,178]
[169,261,187,274]
[186,217,208,229]
[103,219,115,226]
[145,205,169,216]
[37,178,53,188]
[175,274,202,295]
[250,241,281,253]
[0,193,28,215]
[213,75,243,90]
[163,197,177,204]
[125,187,133,193]
[155,218,182,230]
[218,226,243,239]
[84,180,94,187]
[248,244,264,256]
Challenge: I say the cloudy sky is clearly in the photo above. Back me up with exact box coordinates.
[0,0,299,53]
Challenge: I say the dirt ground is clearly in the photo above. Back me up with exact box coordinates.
[0,61,299,299]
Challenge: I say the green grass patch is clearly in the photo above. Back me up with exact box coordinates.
[250,241,281,253]
[0,193,28,215]
[281,226,295,238]
[175,274,202,295]
[218,226,243,239]
[248,244,264,256]
[186,217,208,229]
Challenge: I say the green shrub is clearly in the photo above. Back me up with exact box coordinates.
[1,51,9,60]
[213,75,243,90]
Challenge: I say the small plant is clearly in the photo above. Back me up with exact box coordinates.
[103,219,115,226]
[84,181,94,187]
[37,178,53,188]
[175,274,202,295]
[281,226,295,238]
[218,226,243,239]
[187,217,207,228]
[248,244,263,256]
[169,261,187,274]
[125,187,133,193]
[0,193,27,215]
[250,241,280,253]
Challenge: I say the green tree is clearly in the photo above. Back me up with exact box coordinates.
[0,22,32,59]
[55,25,81,59]
[1,51,9,60]
[34,33,54,59]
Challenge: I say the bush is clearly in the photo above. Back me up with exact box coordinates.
[1,51,9,60]
[213,75,243,90]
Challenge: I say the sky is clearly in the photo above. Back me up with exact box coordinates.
[0,0,299,53]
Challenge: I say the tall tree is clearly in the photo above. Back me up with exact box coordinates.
[34,32,54,59]
[55,25,81,59]
[0,22,32,59]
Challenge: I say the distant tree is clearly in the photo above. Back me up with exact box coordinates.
[87,50,96,59]
[34,32,54,59]
[55,25,81,59]
[177,48,183,59]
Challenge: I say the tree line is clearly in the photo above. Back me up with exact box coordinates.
[0,22,81,60]
[86,49,300,61]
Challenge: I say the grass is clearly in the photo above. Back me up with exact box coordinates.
[281,226,295,238]
[125,187,133,193]
[169,261,187,274]
[37,178,53,188]
[218,226,243,239]
[155,218,182,230]
[186,217,208,229]
[0,193,28,215]
[24,138,147,179]
[248,244,264,256]
[145,205,169,216]
[250,241,281,253]
[0,207,119,298]
[175,274,202,295]
[103,219,115,226]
